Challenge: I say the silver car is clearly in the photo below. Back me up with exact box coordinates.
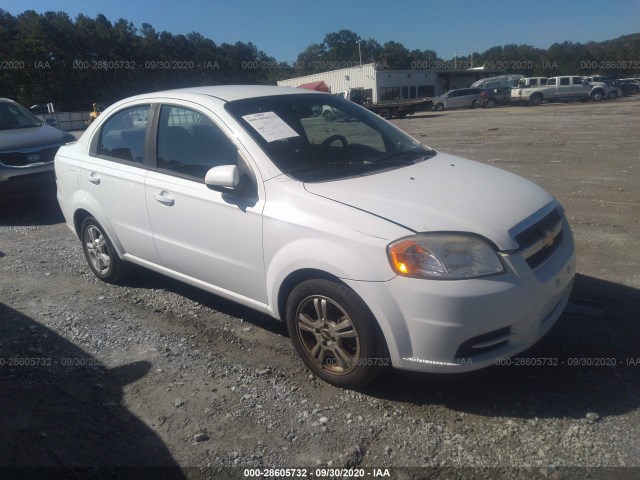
[0,98,76,182]
[433,88,483,111]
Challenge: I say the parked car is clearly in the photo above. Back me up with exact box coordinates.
[611,79,640,96]
[432,88,484,111]
[55,86,575,388]
[583,77,624,100]
[0,98,76,182]
[478,87,512,108]
[470,74,523,89]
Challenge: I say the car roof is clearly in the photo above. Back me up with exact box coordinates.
[123,85,322,103]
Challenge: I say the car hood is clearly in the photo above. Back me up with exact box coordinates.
[0,125,75,151]
[303,153,554,250]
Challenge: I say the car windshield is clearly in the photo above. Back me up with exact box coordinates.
[226,93,435,182]
[0,101,44,130]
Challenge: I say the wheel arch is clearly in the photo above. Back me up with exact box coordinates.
[72,206,125,258]
[277,268,392,362]
[73,208,93,239]
[276,268,341,322]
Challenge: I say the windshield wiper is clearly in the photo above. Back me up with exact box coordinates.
[373,149,436,166]
[284,161,367,174]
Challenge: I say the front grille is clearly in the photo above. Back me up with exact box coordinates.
[455,326,511,359]
[515,208,563,270]
[0,146,59,167]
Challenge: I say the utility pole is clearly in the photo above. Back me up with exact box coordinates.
[356,39,362,66]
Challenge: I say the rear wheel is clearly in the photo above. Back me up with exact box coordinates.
[80,217,130,283]
[434,103,444,111]
[286,279,388,388]
[529,94,543,106]
[379,108,391,118]
[485,99,496,108]
[470,100,477,109]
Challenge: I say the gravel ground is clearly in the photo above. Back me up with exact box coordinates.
[1,98,639,479]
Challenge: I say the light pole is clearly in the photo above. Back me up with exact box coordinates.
[356,39,362,66]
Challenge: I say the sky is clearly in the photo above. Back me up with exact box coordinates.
[3,0,639,62]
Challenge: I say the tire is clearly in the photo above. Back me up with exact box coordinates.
[80,217,130,283]
[379,108,391,118]
[591,90,603,102]
[285,279,388,388]
[630,86,639,95]
[323,110,335,122]
[434,103,444,111]
[397,110,407,118]
[485,99,496,108]
[607,91,618,100]
[529,94,543,106]
[470,100,477,109]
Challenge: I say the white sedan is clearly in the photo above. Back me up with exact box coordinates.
[55,85,575,388]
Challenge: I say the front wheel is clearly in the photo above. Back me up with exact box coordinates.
[433,103,444,111]
[286,279,388,388]
[591,91,603,102]
[607,91,618,100]
[81,217,130,283]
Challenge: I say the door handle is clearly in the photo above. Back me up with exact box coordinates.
[153,192,175,206]
[87,172,100,184]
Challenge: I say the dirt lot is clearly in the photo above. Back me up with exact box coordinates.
[1,97,639,479]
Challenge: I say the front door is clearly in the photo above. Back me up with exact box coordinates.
[145,103,267,304]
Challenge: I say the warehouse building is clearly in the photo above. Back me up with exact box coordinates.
[277,63,501,102]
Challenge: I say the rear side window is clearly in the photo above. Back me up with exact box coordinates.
[560,78,570,86]
[98,105,150,163]
[547,78,557,86]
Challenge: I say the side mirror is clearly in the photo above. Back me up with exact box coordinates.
[204,165,239,188]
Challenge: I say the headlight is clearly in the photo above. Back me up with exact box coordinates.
[387,233,504,279]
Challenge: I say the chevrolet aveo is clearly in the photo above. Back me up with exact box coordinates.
[55,86,575,388]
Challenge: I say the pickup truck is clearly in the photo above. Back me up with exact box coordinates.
[331,88,433,119]
[511,76,612,106]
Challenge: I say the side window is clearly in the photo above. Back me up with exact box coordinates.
[156,105,238,179]
[560,77,570,86]
[573,77,584,86]
[98,105,150,163]
[547,78,556,86]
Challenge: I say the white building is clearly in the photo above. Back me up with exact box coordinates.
[277,63,500,102]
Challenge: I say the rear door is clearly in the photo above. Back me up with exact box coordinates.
[572,76,590,98]
[81,103,160,263]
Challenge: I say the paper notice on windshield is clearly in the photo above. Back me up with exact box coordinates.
[242,112,299,142]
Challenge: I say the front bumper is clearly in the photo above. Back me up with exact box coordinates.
[345,217,576,373]
[0,162,55,182]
